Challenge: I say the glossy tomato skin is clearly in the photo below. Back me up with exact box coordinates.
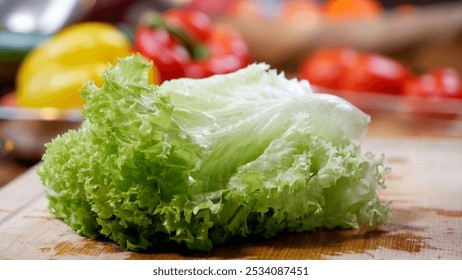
[405,67,462,99]
[134,8,251,82]
[185,26,251,78]
[297,47,360,90]
[163,9,213,42]
[341,53,412,95]
[133,26,190,82]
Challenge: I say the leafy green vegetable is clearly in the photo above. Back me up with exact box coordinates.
[37,55,390,251]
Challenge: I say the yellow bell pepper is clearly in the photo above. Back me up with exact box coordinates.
[16,22,137,109]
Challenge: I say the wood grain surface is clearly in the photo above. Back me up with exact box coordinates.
[0,138,461,260]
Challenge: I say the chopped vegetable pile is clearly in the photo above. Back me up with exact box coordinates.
[37,55,390,251]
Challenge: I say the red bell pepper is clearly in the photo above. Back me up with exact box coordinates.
[133,9,251,82]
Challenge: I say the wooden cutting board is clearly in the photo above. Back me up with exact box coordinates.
[1,138,461,260]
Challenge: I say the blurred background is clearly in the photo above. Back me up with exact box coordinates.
[2,0,462,87]
[1,0,462,184]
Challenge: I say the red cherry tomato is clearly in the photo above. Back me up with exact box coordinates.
[405,67,462,99]
[341,53,412,95]
[184,26,252,78]
[133,8,251,82]
[163,9,213,42]
[297,47,360,90]
[133,26,190,81]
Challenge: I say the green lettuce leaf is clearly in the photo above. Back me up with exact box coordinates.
[37,55,390,251]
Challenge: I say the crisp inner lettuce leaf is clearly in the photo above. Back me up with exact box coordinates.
[37,55,390,251]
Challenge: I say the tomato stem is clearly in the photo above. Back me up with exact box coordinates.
[145,12,209,60]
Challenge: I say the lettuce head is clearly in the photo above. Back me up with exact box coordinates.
[37,55,390,251]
